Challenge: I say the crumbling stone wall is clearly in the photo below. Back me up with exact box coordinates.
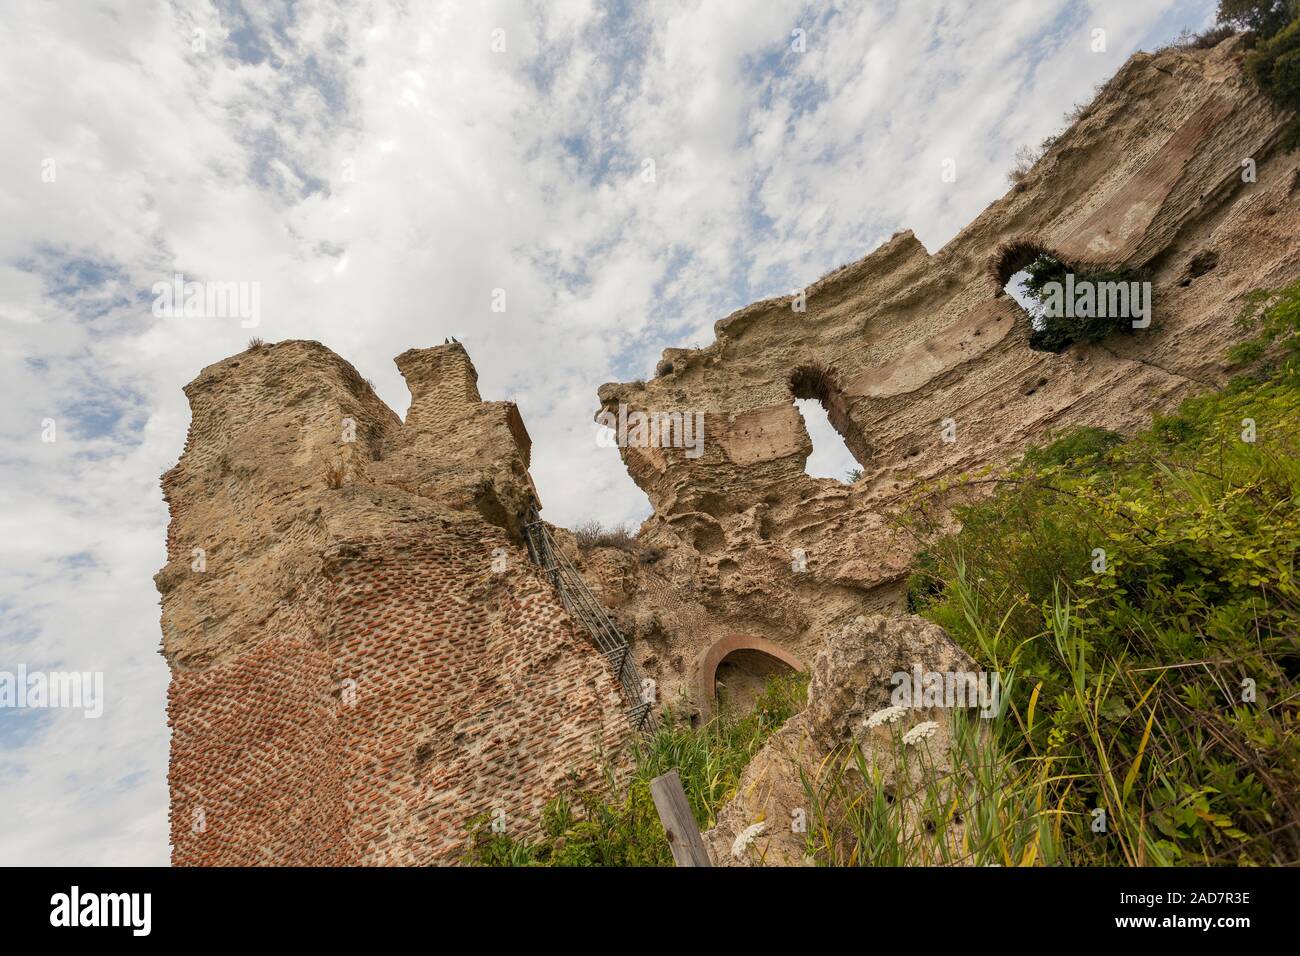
[585,37,1300,714]
[160,37,1300,865]
[159,341,629,866]
[702,614,983,866]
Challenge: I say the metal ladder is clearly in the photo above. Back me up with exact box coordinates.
[522,505,656,733]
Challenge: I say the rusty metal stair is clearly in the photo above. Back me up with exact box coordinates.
[522,505,655,733]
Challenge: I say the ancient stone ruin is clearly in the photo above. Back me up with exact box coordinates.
[583,35,1300,715]
[158,36,1299,864]
[158,341,630,865]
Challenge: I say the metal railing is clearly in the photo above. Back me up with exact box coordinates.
[522,505,656,733]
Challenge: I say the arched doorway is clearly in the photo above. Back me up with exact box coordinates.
[696,634,804,718]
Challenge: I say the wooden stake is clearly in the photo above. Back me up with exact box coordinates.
[650,770,712,867]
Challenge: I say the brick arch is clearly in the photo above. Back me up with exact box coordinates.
[696,634,805,716]
[988,237,1074,296]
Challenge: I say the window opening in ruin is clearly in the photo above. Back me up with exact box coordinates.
[997,242,1053,344]
[997,246,1147,354]
[789,363,867,484]
[714,649,797,715]
[1004,265,1063,349]
[794,398,860,483]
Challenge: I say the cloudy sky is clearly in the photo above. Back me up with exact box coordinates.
[0,0,1215,865]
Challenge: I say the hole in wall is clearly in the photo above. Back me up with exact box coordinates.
[1005,268,1040,314]
[1180,249,1219,286]
[1003,257,1054,344]
[691,519,725,555]
[996,245,1149,354]
[789,364,869,483]
[794,399,860,483]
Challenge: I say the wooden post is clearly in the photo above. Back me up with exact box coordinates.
[650,770,712,867]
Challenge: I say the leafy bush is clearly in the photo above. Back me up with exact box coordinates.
[465,672,808,866]
[1021,425,1124,471]
[1228,276,1300,372]
[899,354,1300,864]
[1013,253,1150,353]
[1218,0,1297,39]
[1235,4,1300,150]
[1246,16,1300,109]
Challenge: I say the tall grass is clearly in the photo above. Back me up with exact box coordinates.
[803,567,1289,866]
[885,318,1300,865]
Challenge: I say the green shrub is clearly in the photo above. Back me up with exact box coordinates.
[904,549,943,614]
[1247,17,1300,109]
[899,350,1300,864]
[1218,0,1297,39]
[1021,425,1124,471]
[1229,277,1300,374]
[1013,253,1150,353]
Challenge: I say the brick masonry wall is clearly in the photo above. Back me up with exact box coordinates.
[328,529,630,864]
[160,340,632,866]
[169,632,349,865]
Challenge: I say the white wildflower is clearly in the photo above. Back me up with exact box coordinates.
[731,821,766,860]
[864,705,907,729]
[902,720,940,746]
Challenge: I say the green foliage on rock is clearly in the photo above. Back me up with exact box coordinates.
[1246,16,1300,111]
[903,332,1300,864]
[1013,253,1150,353]
[1218,0,1298,39]
[1228,277,1300,372]
[1233,0,1300,150]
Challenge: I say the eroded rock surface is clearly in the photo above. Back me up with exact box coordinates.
[581,37,1300,714]
[703,614,980,866]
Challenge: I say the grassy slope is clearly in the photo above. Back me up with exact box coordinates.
[465,674,807,866]
[889,281,1300,865]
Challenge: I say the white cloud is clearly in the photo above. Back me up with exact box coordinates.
[0,0,1214,864]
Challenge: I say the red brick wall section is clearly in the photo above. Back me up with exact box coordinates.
[167,522,630,866]
[327,526,630,865]
[168,632,350,866]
